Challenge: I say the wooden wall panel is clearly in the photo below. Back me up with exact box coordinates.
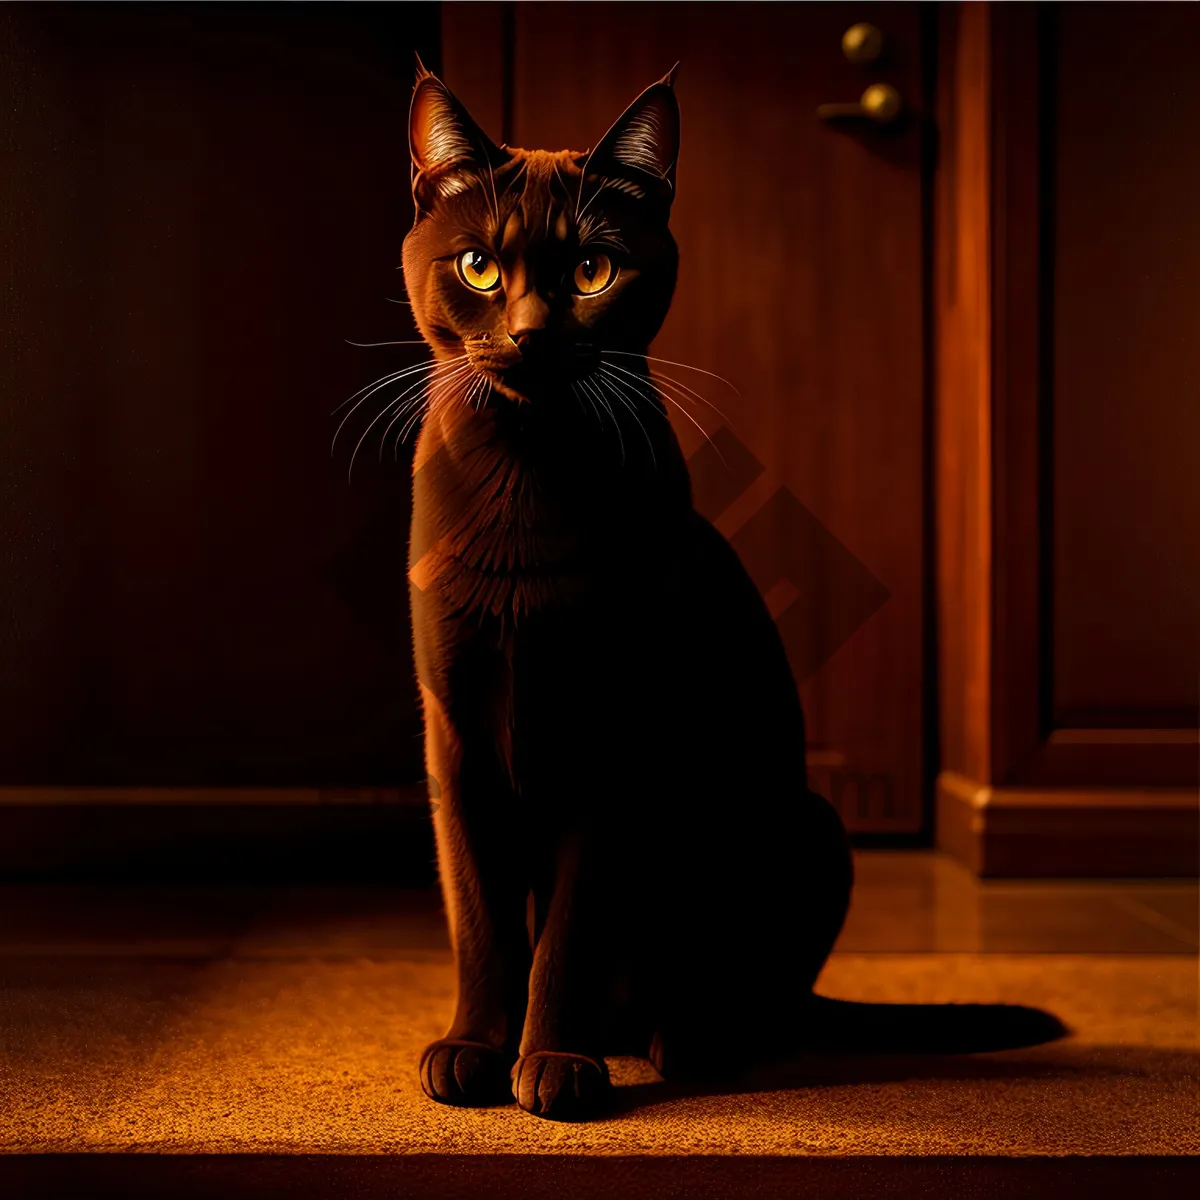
[0,4,440,787]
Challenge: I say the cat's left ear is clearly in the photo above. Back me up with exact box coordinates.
[580,66,681,211]
[408,59,504,215]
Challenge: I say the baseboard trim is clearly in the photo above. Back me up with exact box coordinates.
[0,787,435,883]
[0,786,426,807]
[937,770,1199,877]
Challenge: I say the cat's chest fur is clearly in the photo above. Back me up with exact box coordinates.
[410,405,680,620]
[411,438,589,618]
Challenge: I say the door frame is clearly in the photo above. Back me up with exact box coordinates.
[932,2,1198,876]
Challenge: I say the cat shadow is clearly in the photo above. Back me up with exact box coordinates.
[601,1000,1183,1116]
[608,1038,1200,1118]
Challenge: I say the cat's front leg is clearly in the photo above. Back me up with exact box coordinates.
[419,685,530,1108]
[513,828,615,1121]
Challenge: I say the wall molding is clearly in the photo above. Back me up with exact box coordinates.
[937,770,1198,877]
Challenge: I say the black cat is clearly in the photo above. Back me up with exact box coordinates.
[393,65,1058,1122]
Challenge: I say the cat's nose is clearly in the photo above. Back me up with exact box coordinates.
[509,329,548,359]
[507,293,549,354]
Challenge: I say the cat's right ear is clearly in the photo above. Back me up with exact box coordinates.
[409,60,502,215]
[579,66,681,216]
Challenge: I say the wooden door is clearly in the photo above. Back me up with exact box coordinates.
[444,2,933,836]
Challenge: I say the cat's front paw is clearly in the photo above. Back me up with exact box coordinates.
[511,1051,611,1121]
[419,1039,515,1107]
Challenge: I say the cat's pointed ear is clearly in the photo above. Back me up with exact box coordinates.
[408,61,503,214]
[580,66,680,212]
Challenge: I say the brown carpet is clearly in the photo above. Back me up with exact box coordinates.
[1,952,1195,1159]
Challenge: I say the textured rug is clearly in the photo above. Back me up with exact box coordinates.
[1,951,1195,1162]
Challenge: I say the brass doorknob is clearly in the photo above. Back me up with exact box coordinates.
[817,83,904,128]
[842,22,885,65]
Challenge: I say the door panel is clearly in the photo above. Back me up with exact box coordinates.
[1051,3,1200,729]
[444,3,930,834]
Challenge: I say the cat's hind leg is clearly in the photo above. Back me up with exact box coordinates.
[646,789,853,1083]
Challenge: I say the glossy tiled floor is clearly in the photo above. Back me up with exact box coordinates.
[838,852,1198,954]
[0,851,1194,958]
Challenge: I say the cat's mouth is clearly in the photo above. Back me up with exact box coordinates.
[473,345,601,404]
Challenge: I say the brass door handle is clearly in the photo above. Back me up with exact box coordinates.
[817,83,904,128]
[842,22,885,65]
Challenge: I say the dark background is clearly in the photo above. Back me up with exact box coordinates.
[2,2,438,787]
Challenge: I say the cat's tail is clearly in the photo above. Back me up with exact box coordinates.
[802,994,1069,1054]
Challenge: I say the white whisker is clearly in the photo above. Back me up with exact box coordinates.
[603,349,740,394]
[648,370,736,428]
[580,375,624,466]
[597,365,668,422]
[337,356,465,472]
[332,357,436,418]
[344,338,430,348]
[603,355,735,428]
[462,371,488,413]
[396,363,476,451]
[472,373,493,412]
[573,379,605,429]
[332,367,429,454]
[595,373,657,467]
[380,361,473,459]
[603,361,727,468]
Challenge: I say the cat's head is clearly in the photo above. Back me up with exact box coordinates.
[401,63,680,406]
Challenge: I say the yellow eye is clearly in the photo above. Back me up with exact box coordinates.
[573,253,615,295]
[457,250,500,291]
